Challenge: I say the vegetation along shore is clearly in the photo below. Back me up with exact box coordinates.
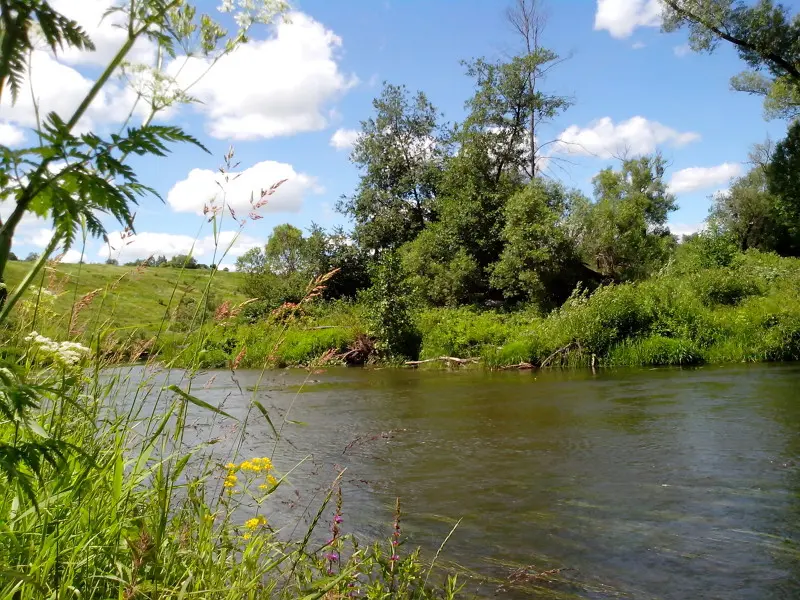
[1,0,800,598]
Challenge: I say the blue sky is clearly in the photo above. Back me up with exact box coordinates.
[0,0,790,267]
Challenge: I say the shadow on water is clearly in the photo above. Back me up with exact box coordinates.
[114,363,800,599]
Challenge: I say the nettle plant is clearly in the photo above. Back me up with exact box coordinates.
[0,0,288,319]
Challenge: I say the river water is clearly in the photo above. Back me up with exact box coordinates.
[125,363,800,599]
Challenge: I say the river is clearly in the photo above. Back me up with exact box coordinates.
[123,363,800,599]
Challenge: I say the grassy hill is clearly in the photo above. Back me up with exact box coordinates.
[4,261,247,341]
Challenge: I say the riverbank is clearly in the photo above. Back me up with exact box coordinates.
[155,249,800,370]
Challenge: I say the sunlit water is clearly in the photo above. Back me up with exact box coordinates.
[114,363,800,599]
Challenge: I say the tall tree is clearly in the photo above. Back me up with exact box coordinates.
[505,0,571,176]
[661,0,800,120]
[767,120,800,253]
[265,223,307,275]
[337,83,446,253]
[574,154,677,281]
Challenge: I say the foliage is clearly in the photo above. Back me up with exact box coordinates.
[490,179,592,307]
[767,119,800,254]
[265,223,308,275]
[572,154,677,281]
[363,251,420,359]
[338,83,447,253]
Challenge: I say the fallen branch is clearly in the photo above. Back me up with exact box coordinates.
[499,362,535,370]
[404,356,480,366]
[540,341,581,368]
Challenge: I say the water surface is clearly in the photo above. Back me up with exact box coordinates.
[123,363,800,598]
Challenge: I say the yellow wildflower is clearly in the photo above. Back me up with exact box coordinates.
[240,460,255,472]
[243,533,251,540]
[267,474,278,486]
[225,462,237,470]
[223,473,238,488]
[245,515,268,530]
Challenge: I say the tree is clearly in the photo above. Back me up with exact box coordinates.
[8,252,18,261]
[0,0,288,317]
[304,224,371,300]
[767,119,800,253]
[105,258,119,266]
[338,83,447,253]
[505,0,572,176]
[708,140,792,253]
[490,179,597,307]
[265,223,307,275]
[574,154,677,281]
[662,0,800,120]
[236,247,267,275]
[168,254,198,269]
[24,252,39,262]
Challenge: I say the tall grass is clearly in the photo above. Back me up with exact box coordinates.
[0,168,461,599]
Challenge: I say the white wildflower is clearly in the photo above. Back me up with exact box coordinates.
[218,0,235,12]
[25,332,90,366]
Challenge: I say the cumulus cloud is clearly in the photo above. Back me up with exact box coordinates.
[594,0,662,39]
[99,230,262,263]
[555,116,700,158]
[0,122,25,146]
[168,12,358,140]
[61,249,86,264]
[0,50,135,134]
[166,160,321,216]
[330,128,360,150]
[668,163,742,194]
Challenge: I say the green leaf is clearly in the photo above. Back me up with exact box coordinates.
[167,384,236,420]
[253,400,279,438]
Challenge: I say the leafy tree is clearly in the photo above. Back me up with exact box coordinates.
[7,252,18,261]
[338,83,447,253]
[662,0,800,120]
[24,252,39,262]
[305,224,371,300]
[105,258,119,265]
[574,154,677,281]
[709,141,792,253]
[767,119,800,253]
[401,225,481,307]
[235,247,266,275]
[265,223,307,275]
[363,251,420,359]
[168,254,198,269]
[490,179,596,307]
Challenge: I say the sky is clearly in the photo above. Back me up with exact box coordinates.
[0,0,791,268]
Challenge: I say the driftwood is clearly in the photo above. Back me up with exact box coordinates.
[306,325,341,330]
[540,341,581,368]
[499,362,535,370]
[404,356,479,366]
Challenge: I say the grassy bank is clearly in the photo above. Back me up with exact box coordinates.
[153,248,800,370]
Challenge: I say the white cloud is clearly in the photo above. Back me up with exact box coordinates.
[48,0,156,67]
[330,128,360,150]
[594,0,662,39]
[673,43,692,57]
[632,41,646,50]
[167,160,321,216]
[0,122,25,145]
[61,249,86,263]
[0,50,135,134]
[30,228,55,248]
[168,12,358,140]
[669,222,706,238]
[99,230,262,263]
[555,116,700,158]
[668,163,742,194]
